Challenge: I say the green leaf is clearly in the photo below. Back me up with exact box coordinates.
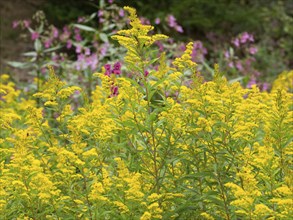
[43,45,62,53]
[202,60,214,76]
[22,51,37,57]
[73,24,97,32]
[205,195,225,207]
[180,171,212,180]
[99,33,109,43]
[89,12,97,20]
[6,61,30,69]
[229,76,244,84]
[150,77,167,91]
[34,39,42,52]
[146,56,160,66]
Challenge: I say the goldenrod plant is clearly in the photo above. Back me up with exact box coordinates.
[0,7,292,219]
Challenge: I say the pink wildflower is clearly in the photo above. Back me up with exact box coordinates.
[112,62,121,75]
[111,86,119,96]
[224,50,230,59]
[12,21,19,29]
[236,61,244,71]
[104,64,112,76]
[240,32,250,44]
[155,18,161,25]
[44,39,52,48]
[119,9,125,17]
[98,10,103,17]
[247,78,256,88]
[228,62,234,68]
[232,38,240,47]
[78,17,85,23]
[85,47,91,56]
[249,46,258,55]
[262,83,269,91]
[167,15,176,27]
[52,27,59,38]
[175,25,183,33]
[31,32,39,40]
[23,20,31,28]
[66,40,72,49]
[75,45,82,54]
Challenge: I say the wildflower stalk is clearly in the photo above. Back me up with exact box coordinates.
[201,90,231,219]
[82,171,93,220]
[209,140,231,220]
[111,6,168,195]
[36,55,41,106]
[87,70,93,98]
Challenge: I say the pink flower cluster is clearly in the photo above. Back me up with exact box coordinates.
[191,41,208,62]
[223,32,268,90]
[104,62,122,76]
[75,47,98,71]
[166,15,183,33]
[104,61,122,97]
[232,32,257,55]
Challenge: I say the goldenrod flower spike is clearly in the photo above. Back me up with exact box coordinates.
[112,6,168,70]
[173,42,197,71]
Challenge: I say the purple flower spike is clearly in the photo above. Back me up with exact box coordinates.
[112,62,121,75]
[112,86,118,95]
[112,69,121,75]
[104,64,112,76]
[144,70,149,77]
[104,64,111,71]
[113,62,121,70]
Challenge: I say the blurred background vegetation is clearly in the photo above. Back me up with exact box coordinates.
[43,0,293,51]
[1,0,292,83]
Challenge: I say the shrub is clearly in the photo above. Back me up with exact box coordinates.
[1,6,292,219]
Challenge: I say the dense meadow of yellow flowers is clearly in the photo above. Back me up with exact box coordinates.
[0,6,292,220]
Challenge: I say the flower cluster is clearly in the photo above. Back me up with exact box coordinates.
[104,62,122,76]
[166,15,184,33]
